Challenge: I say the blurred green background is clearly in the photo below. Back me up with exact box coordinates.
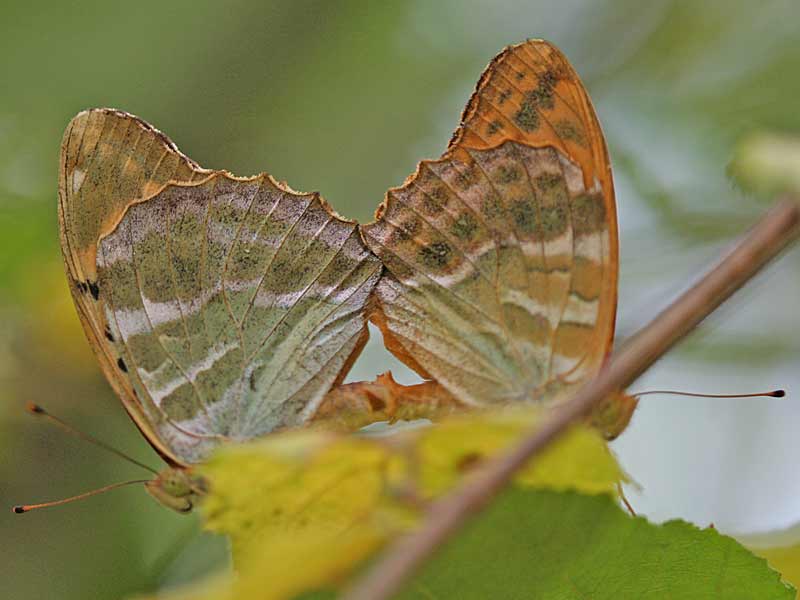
[2,1,800,598]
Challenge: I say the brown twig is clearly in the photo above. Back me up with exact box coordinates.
[343,198,800,600]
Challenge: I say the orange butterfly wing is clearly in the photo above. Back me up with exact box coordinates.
[362,40,618,408]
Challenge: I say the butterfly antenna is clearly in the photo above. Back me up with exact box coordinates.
[633,389,785,399]
[617,482,636,517]
[12,479,150,514]
[25,403,158,475]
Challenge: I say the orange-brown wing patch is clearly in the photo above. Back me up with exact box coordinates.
[361,39,618,407]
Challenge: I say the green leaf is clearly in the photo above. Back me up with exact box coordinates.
[398,489,794,600]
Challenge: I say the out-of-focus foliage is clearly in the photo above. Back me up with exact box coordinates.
[3,1,800,598]
[141,412,624,599]
[754,542,800,598]
[741,523,800,599]
[731,133,800,198]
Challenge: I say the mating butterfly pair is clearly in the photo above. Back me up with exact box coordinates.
[56,40,629,511]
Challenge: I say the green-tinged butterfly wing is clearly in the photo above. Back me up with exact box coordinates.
[361,39,619,410]
[97,175,381,464]
[60,111,381,465]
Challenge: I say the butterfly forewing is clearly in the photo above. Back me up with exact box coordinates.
[361,39,618,407]
[59,111,381,464]
[59,109,211,464]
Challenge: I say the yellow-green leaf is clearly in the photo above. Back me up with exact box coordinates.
[755,544,800,599]
[415,409,625,498]
[739,524,800,598]
[141,408,623,600]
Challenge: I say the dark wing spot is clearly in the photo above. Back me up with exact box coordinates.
[391,217,423,244]
[511,199,538,234]
[554,119,586,146]
[104,325,115,342]
[88,281,100,300]
[481,195,504,219]
[539,69,558,90]
[421,187,446,216]
[419,241,452,269]
[430,186,447,202]
[535,172,562,191]
[116,357,128,372]
[405,218,422,235]
[525,82,555,111]
[496,165,520,184]
[450,213,479,240]
[390,226,412,244]
[455,165,477,189]
[540,205,568,238]
[513,103,539,132]
[572,194,607,235]
[513,70,559,132]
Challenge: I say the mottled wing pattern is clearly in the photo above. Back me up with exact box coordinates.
[59,111,381,464]
[361,40,618,408]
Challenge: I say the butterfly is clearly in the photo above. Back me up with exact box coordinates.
[58,112,383,510]
[55,39,633,513]
[358,40,635,435]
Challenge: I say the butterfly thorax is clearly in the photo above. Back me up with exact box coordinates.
[144,467,207,513]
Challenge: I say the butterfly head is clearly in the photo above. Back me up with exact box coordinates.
[590,391,639,441]
[145,467,207,514]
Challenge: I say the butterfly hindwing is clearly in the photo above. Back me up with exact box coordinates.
[361,39,618,407]
[59,111,381,464]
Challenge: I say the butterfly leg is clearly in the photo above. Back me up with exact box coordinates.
[311,371,464,431]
